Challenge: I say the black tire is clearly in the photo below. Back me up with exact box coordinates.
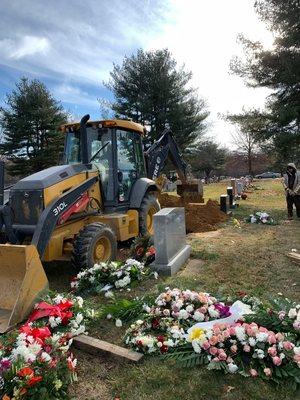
[72,222,117,271]
[139,192,161,236]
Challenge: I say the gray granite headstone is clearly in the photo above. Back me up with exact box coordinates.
[236,180,244,196]
[151,207,191,276]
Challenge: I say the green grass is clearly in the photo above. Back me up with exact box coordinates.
[48,179,300,400]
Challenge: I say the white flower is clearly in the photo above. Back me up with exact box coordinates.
[41,351,52,362]
[228,363,238,373]
[250,216,257,223]
[192,341,202,353]
[193,311,205,322]
[235,326,246,342]
[75,313,84,325]
[71,325,86,336]
[288,308,297,319]
[208,306,219,319]
[249,337,256,347]
[256,332,268,342]
[115,319,122,327]
[104,291,114,299]
[143,304,151,313]
[76,296,84,308]
[153,272,159,280]
[106,314,112,320]
[255,349,265,359]
[186,305,194,313]
[53,294,64,304]
[293,346,300,355]
[89,276,95,283]
[178,309,189,320]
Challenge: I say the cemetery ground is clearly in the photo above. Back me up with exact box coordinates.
[46,178,300,400]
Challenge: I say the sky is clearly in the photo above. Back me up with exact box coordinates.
[0,0,274,147]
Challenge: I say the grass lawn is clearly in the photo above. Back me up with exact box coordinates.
[48,179,300,400]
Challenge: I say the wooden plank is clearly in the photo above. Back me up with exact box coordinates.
[287,252,300,264]
[73,334,143,362]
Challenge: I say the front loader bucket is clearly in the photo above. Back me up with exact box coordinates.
[177,180,204,203]
[0,244,48,333]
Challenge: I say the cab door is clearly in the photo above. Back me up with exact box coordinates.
[116,129,146,203]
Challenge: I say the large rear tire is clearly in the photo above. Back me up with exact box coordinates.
[139,192,161,236]
[72,222,117,271]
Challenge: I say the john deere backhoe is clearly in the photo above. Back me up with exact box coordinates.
[0,115,201,332]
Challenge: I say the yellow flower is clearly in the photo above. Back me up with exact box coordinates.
[188,327,205,342]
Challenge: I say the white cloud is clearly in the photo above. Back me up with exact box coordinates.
[0,36,50,60]
[52,83,99,108]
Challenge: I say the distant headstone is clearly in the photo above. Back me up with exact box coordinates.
[230,179,237,197]
[227,186,237,208]
[236,180,244,196]
[151,207,191,276]
[220,195,230,214]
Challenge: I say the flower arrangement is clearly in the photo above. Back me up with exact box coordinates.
[124,289,300,386]
[71,258,151,294]
[245,211,276,225]
[124,288,232,354]
[0,294,87,399]
[130,235,156,265]
[167,322,300,386]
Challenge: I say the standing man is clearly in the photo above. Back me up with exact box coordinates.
[283,163,300,219]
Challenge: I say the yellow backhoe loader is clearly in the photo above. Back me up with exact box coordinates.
[0,115,202,332]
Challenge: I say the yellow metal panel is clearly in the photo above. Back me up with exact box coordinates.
[44,173,87,207]
[0,244,48,332]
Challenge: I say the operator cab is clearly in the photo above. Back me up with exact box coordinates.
[63,120,147,208]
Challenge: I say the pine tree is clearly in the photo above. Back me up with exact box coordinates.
[230,0,300,167]
[105,49,209,149]
[0,78,68,177]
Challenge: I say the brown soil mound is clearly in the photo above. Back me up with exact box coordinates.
[158,193,228,233]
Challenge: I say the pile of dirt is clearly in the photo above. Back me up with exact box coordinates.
[158,193,228,233]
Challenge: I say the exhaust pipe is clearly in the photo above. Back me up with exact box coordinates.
[0,160,4,206]
[80,114,90,165]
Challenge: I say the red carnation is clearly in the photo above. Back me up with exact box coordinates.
[28,376,42,386]
[17,367,34,378]
[151,318,160,329]
[160,345,168,353]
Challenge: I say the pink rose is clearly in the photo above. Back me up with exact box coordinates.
[268,334,277,344]
[212,357,220,362]
[264,368,272,377]
[250,368,258,377]
[283,341,294,351]
[293,321,300,330]
[209,346,218,355]
[223,330,230,339]
[201,341,210,350]
[243,345,251,352]
[272,356,282,366]
[226,356,233,364]
[218,350,227,361]
[199,306,207,314]
[229,327,236,336]
[259,326,268,333]
[267,347,277,357]
[278,311,286,320]
[275,332,284,342]
[230,345,238,353]
[294,354,300,362]
[246,326,254,336]
[209,336,219,346]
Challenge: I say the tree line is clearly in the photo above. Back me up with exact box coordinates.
[0,0,298,179]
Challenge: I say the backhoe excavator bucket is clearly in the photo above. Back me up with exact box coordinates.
[0,244,48,333]
[177,179,204,203]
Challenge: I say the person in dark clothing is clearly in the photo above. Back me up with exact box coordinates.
[283,163,300,219]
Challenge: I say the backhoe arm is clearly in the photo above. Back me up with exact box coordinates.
[145,129,188,181]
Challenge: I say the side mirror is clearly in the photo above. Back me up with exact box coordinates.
[117,171,123,183]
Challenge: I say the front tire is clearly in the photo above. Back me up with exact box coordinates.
[72,222,117,270]
[139,192,161,236]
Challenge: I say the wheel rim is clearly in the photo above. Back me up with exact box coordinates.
[146,206,157,235]
[93,236,112,263]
